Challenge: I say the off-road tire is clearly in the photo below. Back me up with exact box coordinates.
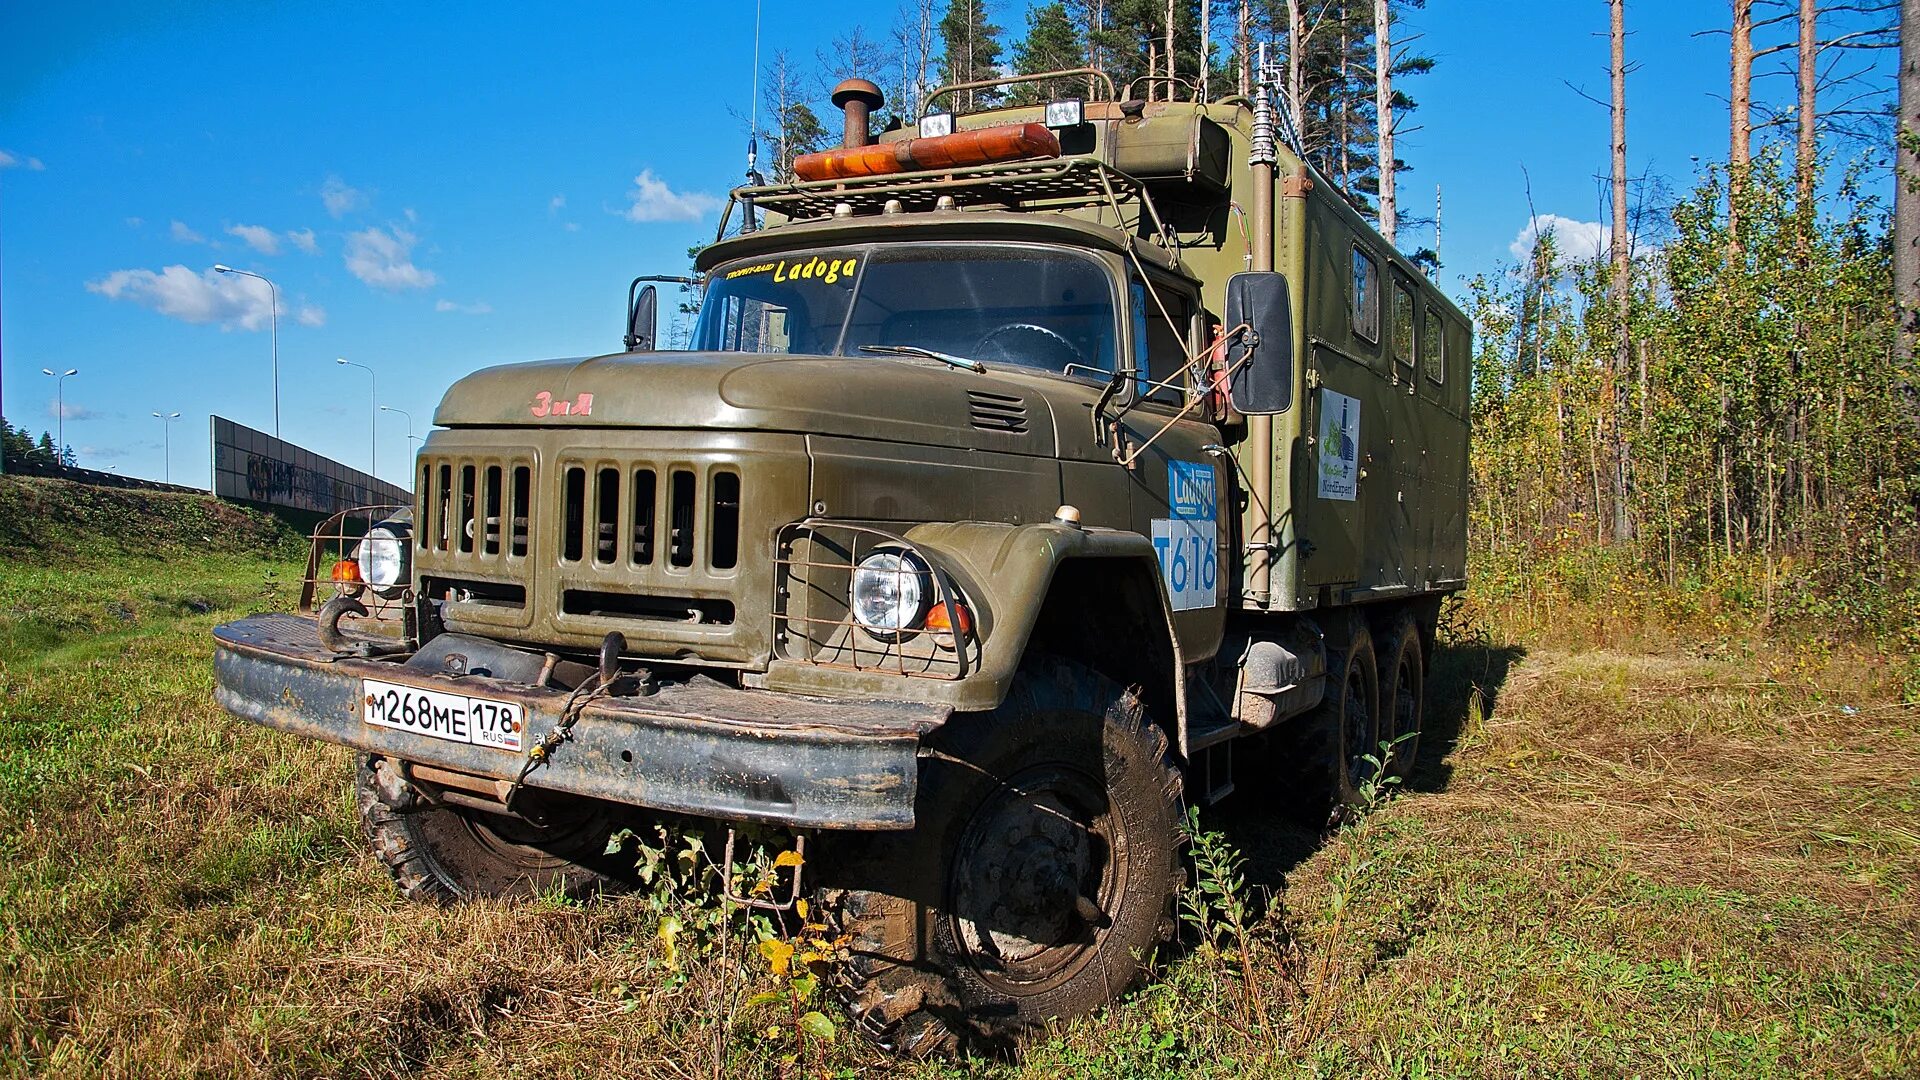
[823,657,1185,1057]
[1377,615,1425,781]
[355,755,628,903]
[1287,624,1380,826]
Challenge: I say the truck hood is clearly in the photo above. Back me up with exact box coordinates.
[433,351,1058,454]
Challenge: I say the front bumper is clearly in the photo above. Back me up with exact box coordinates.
[212,614,949,830]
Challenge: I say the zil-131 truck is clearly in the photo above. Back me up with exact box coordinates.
[211,67,1469,1055]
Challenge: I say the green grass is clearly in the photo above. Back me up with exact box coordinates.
[1,474,1916,1077]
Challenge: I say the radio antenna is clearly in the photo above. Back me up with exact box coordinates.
[742,0,765,232]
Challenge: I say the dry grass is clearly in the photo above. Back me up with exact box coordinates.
[2,477,1915,1077]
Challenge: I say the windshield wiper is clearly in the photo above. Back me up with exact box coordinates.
[856,343,986,373]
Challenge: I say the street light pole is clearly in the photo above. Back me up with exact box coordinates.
[212,265,279,438]
[337,358,377,478]
[379,404,418,475]
[40,367,78,463]
[151,411,181,483]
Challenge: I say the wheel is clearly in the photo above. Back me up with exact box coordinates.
[356,755,629,903]
[824,657,1185,1057]
[972,322,1084,371]
[1287,623,1380,825]
[1377,615,1424,781]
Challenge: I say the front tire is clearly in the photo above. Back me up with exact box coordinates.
[356,755,628,903]
[826,658,1185,1056]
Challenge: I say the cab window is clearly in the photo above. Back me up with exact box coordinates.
[1351,247,1380,343]
[1131,280,1194,404]
[1392,281,1416,367]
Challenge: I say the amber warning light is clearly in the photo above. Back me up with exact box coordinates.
[792,123,1062,183]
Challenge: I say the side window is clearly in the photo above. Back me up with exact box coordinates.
[1132,279,1194,403]
[1423,306,1445,383]
[1350,247,1380,343]
[1391,281,1416,367]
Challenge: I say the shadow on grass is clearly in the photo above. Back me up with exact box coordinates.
[1205,640,1526,894]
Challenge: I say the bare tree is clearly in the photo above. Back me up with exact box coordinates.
[1731,0,1755,244]
[1898,0,1920,397]
[889,0,939,124]
[1375,0,1396,243]
[1611,0,1632,542]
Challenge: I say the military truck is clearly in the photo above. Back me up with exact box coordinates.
[211,66,1469,1055]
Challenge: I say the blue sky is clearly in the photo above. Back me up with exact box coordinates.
[0,1,1895,488]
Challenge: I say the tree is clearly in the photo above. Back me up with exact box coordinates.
[1374,0,1395,243]
[888,0,940,124]
[1010,3,1088,103]
[940,0,1006,110]
[1899,0,1920,410]
[760,50,827,182]
[1611,0,1633,541]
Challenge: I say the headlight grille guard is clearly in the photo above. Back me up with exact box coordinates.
[772,520,980,681]
[299,504,413,623]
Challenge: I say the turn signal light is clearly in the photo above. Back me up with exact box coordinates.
[331,559,364,583]
[924,601,972,636]
[793,123,1062,183]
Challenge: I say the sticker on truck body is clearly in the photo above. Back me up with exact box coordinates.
[1154,461,1219,612]
[1317,389,1360,501]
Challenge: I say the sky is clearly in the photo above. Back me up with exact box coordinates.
[0,1,1896,489]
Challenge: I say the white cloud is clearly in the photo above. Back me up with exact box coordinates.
[50,401,100,421]
[549,194,566,214]
[86,264,324,329]
[125,217,144,229]
[170,220,206,244]
[344,225,437,290]
[623,169,722,223]
[321,175,365,218]
[434,299,493,315]
[287,228,318,254]
[0,150,46,171]
[227,223,282,255]
[563,222,580,233]
[1509,214,1610,266]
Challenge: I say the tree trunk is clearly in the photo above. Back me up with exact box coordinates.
[1238,0,1252,96]
[1375,0,1396,244]
[1897,0,1920,409]
[1288,0,1307,143]
[1166,0,1177,98]
[1611,0,1632,542]
[1730,0,1754,246]
[1797,0,1818,209]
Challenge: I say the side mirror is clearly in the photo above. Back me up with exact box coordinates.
[626,282,659,352]
[1223,271,1295,414]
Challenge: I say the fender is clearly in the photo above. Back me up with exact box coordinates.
[757,520,1187,732]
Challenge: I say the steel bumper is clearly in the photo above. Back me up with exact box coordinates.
[212,614,948,830]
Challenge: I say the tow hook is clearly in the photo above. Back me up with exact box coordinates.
[317,595,408,657]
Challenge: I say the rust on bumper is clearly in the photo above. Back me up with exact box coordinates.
[212,613,947,830]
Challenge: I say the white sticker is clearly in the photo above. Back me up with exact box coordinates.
[1317,389,1360,501]
[1153,518,1219,611]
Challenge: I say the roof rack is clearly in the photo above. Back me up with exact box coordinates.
[734,157,1157,224]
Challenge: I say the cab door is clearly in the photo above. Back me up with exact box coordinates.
[1120,274,1227,664]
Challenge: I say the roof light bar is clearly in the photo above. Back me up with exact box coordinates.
[792,123,1062,184]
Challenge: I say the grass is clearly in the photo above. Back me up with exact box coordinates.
[1,474,1916,1077]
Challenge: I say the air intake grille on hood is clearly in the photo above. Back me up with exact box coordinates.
[967,390,1028,433]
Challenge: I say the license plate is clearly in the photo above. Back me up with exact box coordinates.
[362,678,524,752]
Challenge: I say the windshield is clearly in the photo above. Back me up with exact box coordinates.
[693,244,1120,377]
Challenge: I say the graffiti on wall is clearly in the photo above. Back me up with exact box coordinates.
[211,416,409,514]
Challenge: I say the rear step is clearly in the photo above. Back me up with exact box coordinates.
[1186,717,1241,805]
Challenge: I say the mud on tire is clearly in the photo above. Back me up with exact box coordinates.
[820,657,1185,1057]
[355,755,629,903]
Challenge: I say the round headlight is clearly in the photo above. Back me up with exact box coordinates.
[355,524,411,599]
[851,550,932,642]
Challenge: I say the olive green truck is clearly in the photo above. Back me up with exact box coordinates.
[212,68,1468,1054]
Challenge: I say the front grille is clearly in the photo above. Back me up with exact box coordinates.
[413,433,795,668]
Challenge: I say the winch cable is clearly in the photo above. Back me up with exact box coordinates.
[503,632,629,813]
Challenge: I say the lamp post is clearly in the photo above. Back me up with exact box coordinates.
[212,264,279,438]
[336,358,377,478]
[151,411,181,483]
[40,367,78,463]
[379,404,419,472]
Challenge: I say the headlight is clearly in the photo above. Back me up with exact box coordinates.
[355,524,411,599]
[851,549,932,642]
